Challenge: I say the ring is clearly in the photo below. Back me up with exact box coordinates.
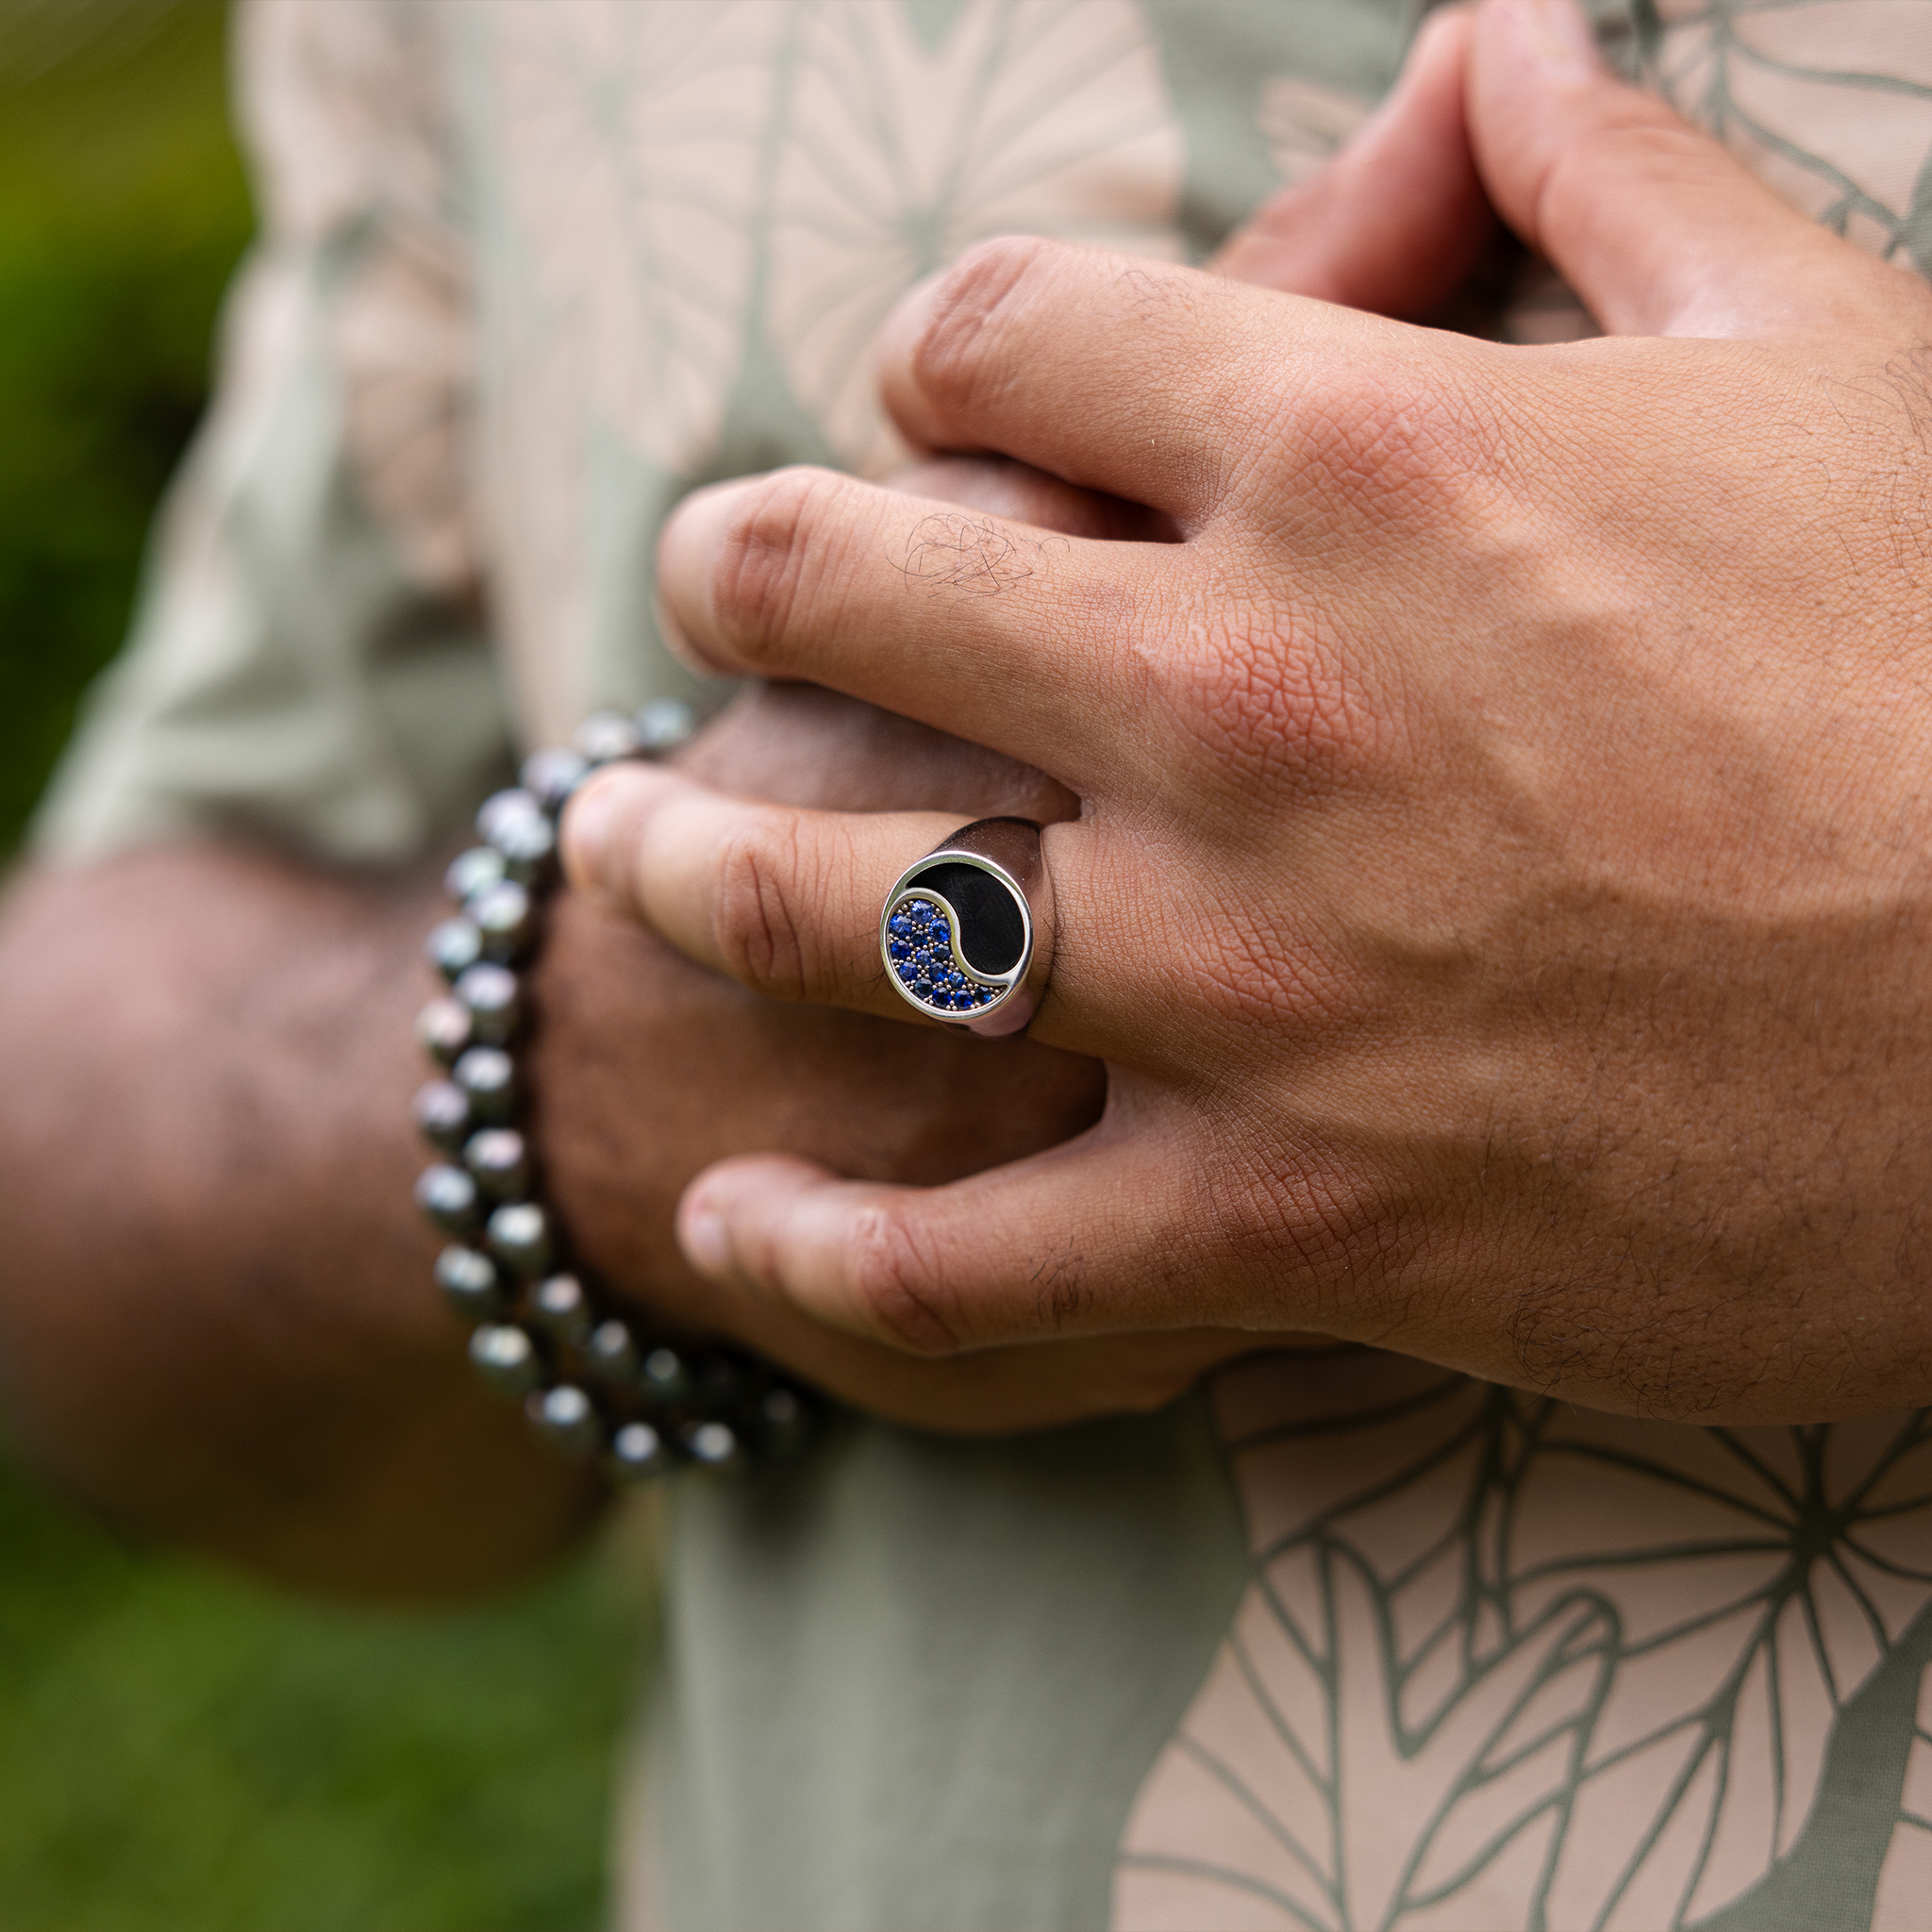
[878,817,1054,1039]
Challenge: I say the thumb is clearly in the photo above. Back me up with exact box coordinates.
[1468,0,1922,338]
[1213,6,1496,319]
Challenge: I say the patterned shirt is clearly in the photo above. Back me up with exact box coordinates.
[36,4,1932,1927]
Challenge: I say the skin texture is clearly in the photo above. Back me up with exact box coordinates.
[0,6,1531,1594]
[571,0,1932,1427]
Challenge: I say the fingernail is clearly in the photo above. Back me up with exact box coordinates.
[558,773,618,889]
[653,587,709,677]
[680,1206,732,1279]
[1524,0,1600,74]
[875,269,952,446]
[878,269,948,361]
[656,482,748,674]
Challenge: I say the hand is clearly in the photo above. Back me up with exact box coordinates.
[533,678,1222,1432]
[543,16,1508,1431]
[565,0,1932,1425]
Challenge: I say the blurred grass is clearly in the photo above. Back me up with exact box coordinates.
[0,5,645,1926]
[0,0,250,845]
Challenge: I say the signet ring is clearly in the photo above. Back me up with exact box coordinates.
[878,818,1054,1039]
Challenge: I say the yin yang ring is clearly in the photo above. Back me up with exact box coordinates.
[878,817,1055,1039]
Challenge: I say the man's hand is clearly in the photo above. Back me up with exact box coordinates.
[0,17,1506,1595]
[535,678,1266,1432]
[566,0,1932,1426]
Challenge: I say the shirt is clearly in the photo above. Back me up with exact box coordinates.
[35,5,1932,1927]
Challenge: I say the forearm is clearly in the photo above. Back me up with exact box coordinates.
[0,842,599,1600]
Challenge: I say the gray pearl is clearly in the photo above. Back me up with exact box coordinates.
[758,1385,815,1460]
[469,881,534,963]
[694,1351,749,1410]
[682,1419,744,1473]
[412,1079,471,1154]
[416,1162,482,1235]
[453,1046,516,1122]
[475,787,543,846]
[608,1421,673,1482]
[435,1245,506,1323]
[488,1200,551,1276]
[641,1345,692,1404]
[444,845,506,905]
[573,710,639,765]
[521,747,591,816]
[493,811,556,887]
[426,917,483,982]
[525,1383,603,1457]
[528,1273,592,1345]
[464,1126,530,1199]
[416,995,474,1068]
[633,696,698,756]
[586,1318,639,1381]
[453,962,519,1044]
[469,1323,541,1397]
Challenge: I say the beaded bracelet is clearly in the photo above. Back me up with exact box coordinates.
[410,699,822,1481]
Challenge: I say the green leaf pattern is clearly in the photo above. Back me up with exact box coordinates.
[763,0,1185,476]
[1635,0,1932,272]
[1113,1353,1932,1929]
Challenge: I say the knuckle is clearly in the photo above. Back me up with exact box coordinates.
[1174,596,1385,786]
[844,1207,962,1356]
[708,465,852,666]
[909,235,1057,427]
[1145,566,1390,811]
[1275,354,1498,534]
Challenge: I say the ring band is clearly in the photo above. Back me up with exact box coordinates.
[878,817,1054,1038]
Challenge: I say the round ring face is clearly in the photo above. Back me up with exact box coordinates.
[879,853,1033,1021]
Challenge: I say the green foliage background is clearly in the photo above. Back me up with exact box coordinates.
[0,6,643,1925]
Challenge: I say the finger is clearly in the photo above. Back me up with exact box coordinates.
[675,681,1082,824]
[655,465,1164,782]
[1468,0,1924,340]
[887,455,1179,544]
[675,1130,1241,1357]
[641,1226,1266,1433]
[562,761,971,1023]
[561,761,1152,1058]
[1215,7,1495,318]
[873,236,1346,519]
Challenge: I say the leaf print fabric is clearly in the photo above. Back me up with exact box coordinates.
[492,1,777,474]
[1641,0,1932,271]
[1872,1662,1932,1926]
[1113,1355,1932,1930]
[764,0,1185,476]
[1256,75,1372,188]
[476,0,1190,732]
[484,1,784,740]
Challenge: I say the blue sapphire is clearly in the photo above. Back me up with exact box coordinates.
[888,914,916,939]
[889,940,912,960]
[911,976,933,997]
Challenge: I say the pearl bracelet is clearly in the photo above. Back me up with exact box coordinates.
[411,700,822,1481]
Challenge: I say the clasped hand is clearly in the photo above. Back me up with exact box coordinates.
[570,0,1932,1425]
